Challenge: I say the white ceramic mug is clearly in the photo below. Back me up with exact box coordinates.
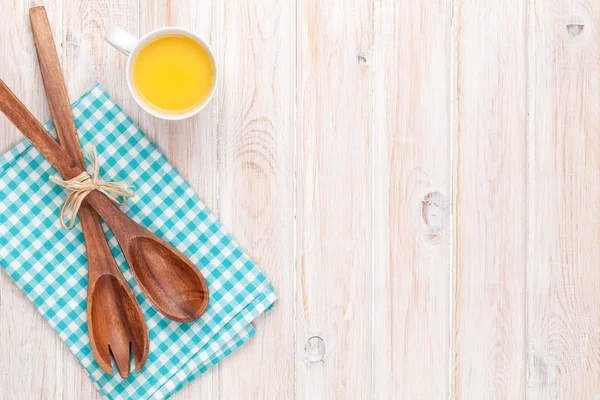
[105,26,217,121]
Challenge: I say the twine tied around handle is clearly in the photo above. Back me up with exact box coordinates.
[49,144,136,229]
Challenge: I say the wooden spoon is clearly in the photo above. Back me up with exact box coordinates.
[0,79,210,322]
[29,6,149,378]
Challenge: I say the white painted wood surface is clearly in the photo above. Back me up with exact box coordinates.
[527,0,600,398]
[373,0,451,398]
[453,0,527,398]
[0,0,599,399]
[296,0,372,399]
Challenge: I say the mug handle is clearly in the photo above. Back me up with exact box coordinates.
[105,26,139,56]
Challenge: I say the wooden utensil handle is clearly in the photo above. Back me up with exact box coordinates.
[29,6,118,277]
[30,6,85,167]
[0,80,137,234]
[0,80,132,229]
[0,79,82,180]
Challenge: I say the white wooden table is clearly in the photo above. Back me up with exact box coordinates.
[1,0,599,399]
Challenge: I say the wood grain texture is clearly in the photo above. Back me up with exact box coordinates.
[0,79,83,179]
[0,78,210,322]
[29,5,149,378]
[139,0,222,398]
[296,0,372,398]
[0,2,63,398]
[30,5,82,166]
[527,0,600,398]
[4,0,600,399]
[217,0,295,398]
[453,0,527,398]
[137,2,221,398]
[60,0,139,396]
[139,0,219,212]
[373,0,451,398]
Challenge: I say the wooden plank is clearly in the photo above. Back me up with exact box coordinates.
[296,0,372,398]
[373,0,451,398]
[61,0,139,398]
[526,1,600,398]
[138,0,219,210]
[137,0,220,398]
[63,0,140,122]
[0,1,63,399]
[216,1,295,398]
[453,0,527,398]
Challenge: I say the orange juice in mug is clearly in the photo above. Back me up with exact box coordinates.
[105,27,217,120]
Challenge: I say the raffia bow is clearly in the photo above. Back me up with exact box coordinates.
[49,144,136,229]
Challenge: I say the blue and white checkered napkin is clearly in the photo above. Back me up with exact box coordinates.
[0,85,277,399]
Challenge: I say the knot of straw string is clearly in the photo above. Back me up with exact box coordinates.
[49,144,136,229]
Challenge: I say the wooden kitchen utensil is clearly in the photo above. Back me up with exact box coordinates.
[0,79,210,323]
[29,6,149,378]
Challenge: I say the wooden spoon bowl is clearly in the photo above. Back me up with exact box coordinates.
[132,237,209,319]
[85,190,210,322]
[89,273,148,377]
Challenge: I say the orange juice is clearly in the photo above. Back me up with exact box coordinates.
[132,35,215,114]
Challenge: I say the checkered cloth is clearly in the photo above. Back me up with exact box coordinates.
[0,85,277,399]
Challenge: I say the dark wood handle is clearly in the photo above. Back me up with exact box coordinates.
[0,80,82,180]
[29,6,116,276]
[30,6,85,168]
[0,78,142,237]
